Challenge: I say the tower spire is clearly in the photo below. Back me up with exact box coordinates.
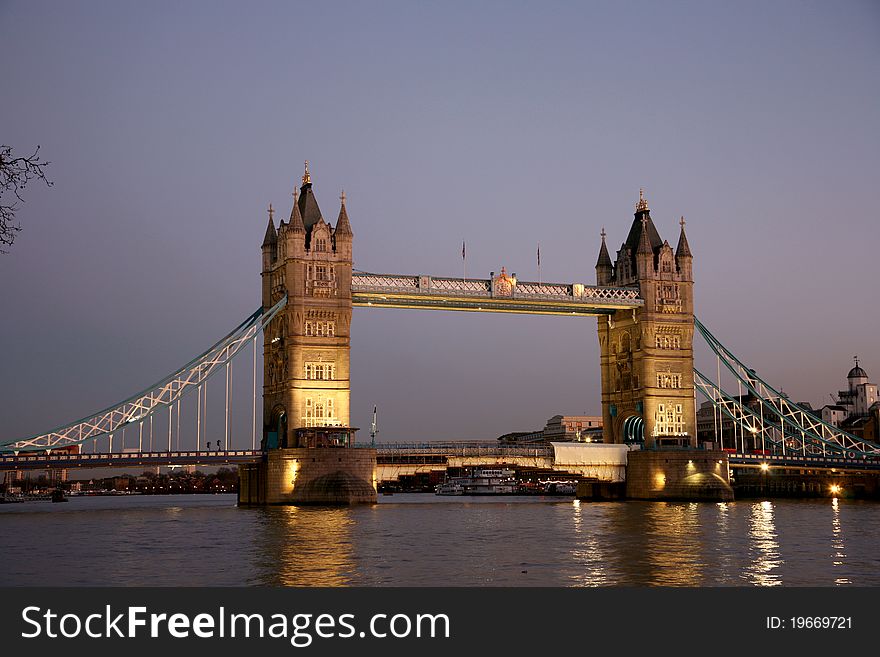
[637,214,652,254]
[636,188,649,212]
[302,160,311,185]
[289,185,305,233]
[334,187,353,237]
[675,215,692,258]
[596,226,613,268]
[261,203,277,248]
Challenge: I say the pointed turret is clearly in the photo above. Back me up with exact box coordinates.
[637,215,653,255]
[675,216,692,258]
[298,160,325,236]
[675,216,692,280]
[622,189,662,272]
[334,189,353,237]
[261,203,277,248]
[289,186,305,233]
[596,227,613,285]
[261,203,277,273]
[635,213,654,278]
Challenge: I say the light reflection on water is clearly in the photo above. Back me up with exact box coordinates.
[830,498,850,585]
[568,499,610,586]
[2,495,879,586]
[745,501,782,586]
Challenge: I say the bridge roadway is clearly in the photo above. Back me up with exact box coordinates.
[0,450,264,471]
[727,452,880,472]
[0,442,628,482]
[2,445,878,480]
[364,442,626,482]
[350,272,642,316]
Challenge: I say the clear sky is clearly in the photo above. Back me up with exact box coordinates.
[1,1,878,446]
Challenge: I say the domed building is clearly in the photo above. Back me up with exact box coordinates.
[821,358,880,441]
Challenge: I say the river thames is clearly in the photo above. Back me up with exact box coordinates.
[2,495,878,586]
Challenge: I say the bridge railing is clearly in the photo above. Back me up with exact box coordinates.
[351,272,642,306]
[728,452,880,471]
[0,450,265,469]
[358,442,554,457]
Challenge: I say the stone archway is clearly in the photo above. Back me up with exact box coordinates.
[621,414,645,444]
[267,405,288,449]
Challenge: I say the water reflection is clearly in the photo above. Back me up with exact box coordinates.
[643,502,706,586]
[568,499,610,586]
[710,502,737,584]
[251,506,356,586]
[830,498,850,585]
[4,495,880,586]
[744,501,782,586]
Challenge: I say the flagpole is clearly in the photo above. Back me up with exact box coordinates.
[462,240,466,281]
[537,242,541,285]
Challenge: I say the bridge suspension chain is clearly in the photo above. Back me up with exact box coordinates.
[0,296,287,453]
[694,318,880,458]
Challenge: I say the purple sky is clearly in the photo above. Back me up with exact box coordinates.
[2,1,878,446]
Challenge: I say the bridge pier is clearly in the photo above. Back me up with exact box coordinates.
[624,449,733,501]
[238,448,377,505]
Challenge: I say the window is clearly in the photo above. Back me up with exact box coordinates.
[655,334,681,350]
[304,398,313,426]
[657,373,682,389]
[656,284,682,313]
[301,397,340,427]
[654,402,685,436]
[305,320,336,337]
[314,238,327,252]
[304,362,335,381]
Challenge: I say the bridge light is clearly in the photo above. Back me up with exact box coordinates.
[760,463,769,472]
[830,484,841,495]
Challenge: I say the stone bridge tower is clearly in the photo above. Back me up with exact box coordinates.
[260,162,353,448]
[596,191,696,448]
[240,162,375,505]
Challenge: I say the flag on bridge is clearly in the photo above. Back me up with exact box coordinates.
[537,243,541,284]
[462,240,467,280]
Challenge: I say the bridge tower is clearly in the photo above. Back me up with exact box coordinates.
[240,162,376,505]
[596,191,696,448]
[261,162,354,447]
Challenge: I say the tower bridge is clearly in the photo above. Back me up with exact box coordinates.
[3,166,878,504]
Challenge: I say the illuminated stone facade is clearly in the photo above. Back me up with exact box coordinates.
[596,191,696,447]
[260,164,354,448]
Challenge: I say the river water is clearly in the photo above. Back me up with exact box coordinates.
[1,494,878,586]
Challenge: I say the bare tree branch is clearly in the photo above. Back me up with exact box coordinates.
[1,144,53,253]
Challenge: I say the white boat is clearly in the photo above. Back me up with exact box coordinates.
[434,481,465,495]
[435,468,517,496]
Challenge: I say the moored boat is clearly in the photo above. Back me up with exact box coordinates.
[435,468,517,495]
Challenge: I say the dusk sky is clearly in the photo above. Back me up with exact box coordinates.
[2,1,878,446]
